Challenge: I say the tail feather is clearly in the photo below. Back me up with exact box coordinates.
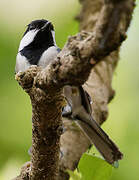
[75,117,123,164]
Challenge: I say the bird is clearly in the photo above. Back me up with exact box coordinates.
[15,19,123,165]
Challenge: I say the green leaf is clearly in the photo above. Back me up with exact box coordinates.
[67,169,82,180]
[78,153,113,180]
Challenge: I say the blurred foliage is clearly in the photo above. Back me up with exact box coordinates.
[68,170,82,180]
[78,153,112,180]
[68,153,113,180]
[0,0,139,180]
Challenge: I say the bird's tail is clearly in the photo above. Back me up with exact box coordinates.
[75,116,123,165]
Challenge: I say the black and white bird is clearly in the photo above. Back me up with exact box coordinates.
[15,19,123,165]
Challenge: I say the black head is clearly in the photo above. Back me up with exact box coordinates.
[19,19,56,65]
[24,19,54,36]
[19,19,55,52]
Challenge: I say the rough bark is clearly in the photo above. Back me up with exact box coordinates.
[13,0,135,180]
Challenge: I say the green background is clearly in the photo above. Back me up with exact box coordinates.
[0,0,139,179]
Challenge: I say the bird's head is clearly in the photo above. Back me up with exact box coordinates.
[18,19,56,52]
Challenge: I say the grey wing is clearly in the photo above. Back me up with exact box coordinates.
[62,85,123,164]
[62,85,92,120]
[78,86,92,115]
[62,86,89,117]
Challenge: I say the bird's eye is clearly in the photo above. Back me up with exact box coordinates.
[29,25,35,30]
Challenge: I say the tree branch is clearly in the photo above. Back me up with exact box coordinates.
[14,0,135,179]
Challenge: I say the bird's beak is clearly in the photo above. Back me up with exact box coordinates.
[41,22,51,31]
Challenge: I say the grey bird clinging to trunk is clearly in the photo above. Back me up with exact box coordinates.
[15,19,123,165]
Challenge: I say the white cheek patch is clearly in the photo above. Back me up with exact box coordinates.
[18,29,39,51]
[51,30,57,46]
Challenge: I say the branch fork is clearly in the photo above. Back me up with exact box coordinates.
[14,0,135,179]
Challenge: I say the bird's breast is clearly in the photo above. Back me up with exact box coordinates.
[38,46,59,68]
